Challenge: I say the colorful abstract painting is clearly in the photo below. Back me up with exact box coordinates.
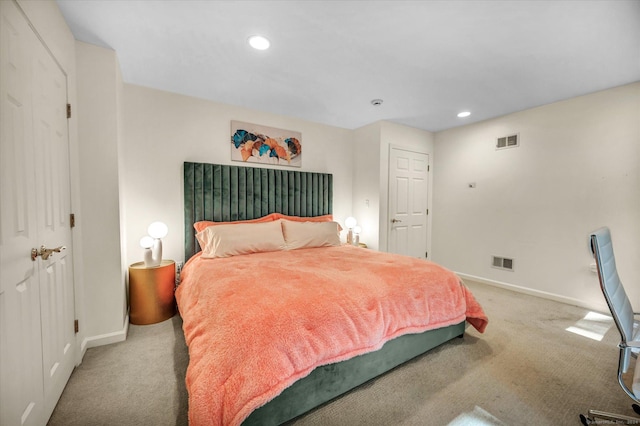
[230,121,302,168]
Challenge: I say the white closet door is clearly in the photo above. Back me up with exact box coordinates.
[31,18,76,419]
[1,2,45,424]
[0,1,76,424]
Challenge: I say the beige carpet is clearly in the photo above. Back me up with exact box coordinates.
[48,280,637,425]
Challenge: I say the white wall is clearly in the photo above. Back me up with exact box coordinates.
[121,84,354,267]
[379,122,435,254]
[432,82,640,312]
[352,122,382,249]
[75,41,126,345]
[351,121,434,252]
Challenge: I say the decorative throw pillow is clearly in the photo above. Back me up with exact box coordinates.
[274,213,334,223]
[281,220,341,250]
[197,220,286,258]
[193,212,279,233]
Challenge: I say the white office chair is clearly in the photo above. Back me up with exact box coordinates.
[580,227,640,425]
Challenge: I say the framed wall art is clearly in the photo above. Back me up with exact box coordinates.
[231,120,302,168]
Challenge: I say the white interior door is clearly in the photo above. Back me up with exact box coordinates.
[0,1,76,424]
[31,20,76,419]
[0,2,45,424]
[388,147,429,258]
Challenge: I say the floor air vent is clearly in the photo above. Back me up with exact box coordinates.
[492,256,514,271]
[496,133,519,150]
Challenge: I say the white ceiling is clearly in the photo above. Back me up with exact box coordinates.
[56,0,640,132]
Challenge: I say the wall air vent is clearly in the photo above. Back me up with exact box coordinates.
[496,133,519,150]
[492,256,514,271]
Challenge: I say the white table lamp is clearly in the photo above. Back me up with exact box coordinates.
[140,236,154,267]
[147,221,168,266]
[353,225,362,246]
[345,216,357,245]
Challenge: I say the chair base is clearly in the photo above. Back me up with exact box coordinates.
[580,406,640,425]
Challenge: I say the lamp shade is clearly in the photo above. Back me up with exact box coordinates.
[345,216,357,229]
[148,221,168,239]
[139,236,154,248]
[353,225,362,235]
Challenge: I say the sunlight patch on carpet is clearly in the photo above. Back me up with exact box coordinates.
[565,311,613,341]
[447,406,506,426]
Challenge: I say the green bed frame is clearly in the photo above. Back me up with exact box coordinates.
[184,162,332,261]
[183,162,464,425]
[244,322,464,425]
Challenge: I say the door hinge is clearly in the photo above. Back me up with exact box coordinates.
[74,319,79,334]
[426,209,429,215]
[67,103,71,119]
[70,213,75,228]
[425,251,428,258]
[428,165,430,172]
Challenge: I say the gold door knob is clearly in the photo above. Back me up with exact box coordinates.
[31,245,66,261]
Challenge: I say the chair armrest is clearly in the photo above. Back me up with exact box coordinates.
[622,341,640,349]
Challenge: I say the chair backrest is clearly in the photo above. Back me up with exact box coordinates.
[590,227,635,372]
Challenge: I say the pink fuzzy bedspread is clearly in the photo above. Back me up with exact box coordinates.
[176,245,487,425]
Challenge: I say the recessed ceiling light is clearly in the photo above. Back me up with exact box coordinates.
[457,111,471,118]
[248,35,270,50]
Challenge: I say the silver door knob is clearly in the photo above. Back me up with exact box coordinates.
[31,245,66,261]
[391,218,402,223]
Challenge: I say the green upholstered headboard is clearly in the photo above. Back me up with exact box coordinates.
[184,162,333,261]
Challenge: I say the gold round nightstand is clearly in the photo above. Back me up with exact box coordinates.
[129,260,176,325]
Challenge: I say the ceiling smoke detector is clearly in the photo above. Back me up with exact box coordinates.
[371,99,383,106]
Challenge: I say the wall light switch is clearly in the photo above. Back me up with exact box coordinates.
[365,199,370,207]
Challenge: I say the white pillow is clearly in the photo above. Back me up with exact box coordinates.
[281,220,341,250]
[197,220,286,258]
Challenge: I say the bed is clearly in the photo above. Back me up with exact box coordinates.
[178,162,487,426]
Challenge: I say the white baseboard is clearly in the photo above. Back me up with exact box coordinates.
[81,312,130,351]
[456,272,609,314]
